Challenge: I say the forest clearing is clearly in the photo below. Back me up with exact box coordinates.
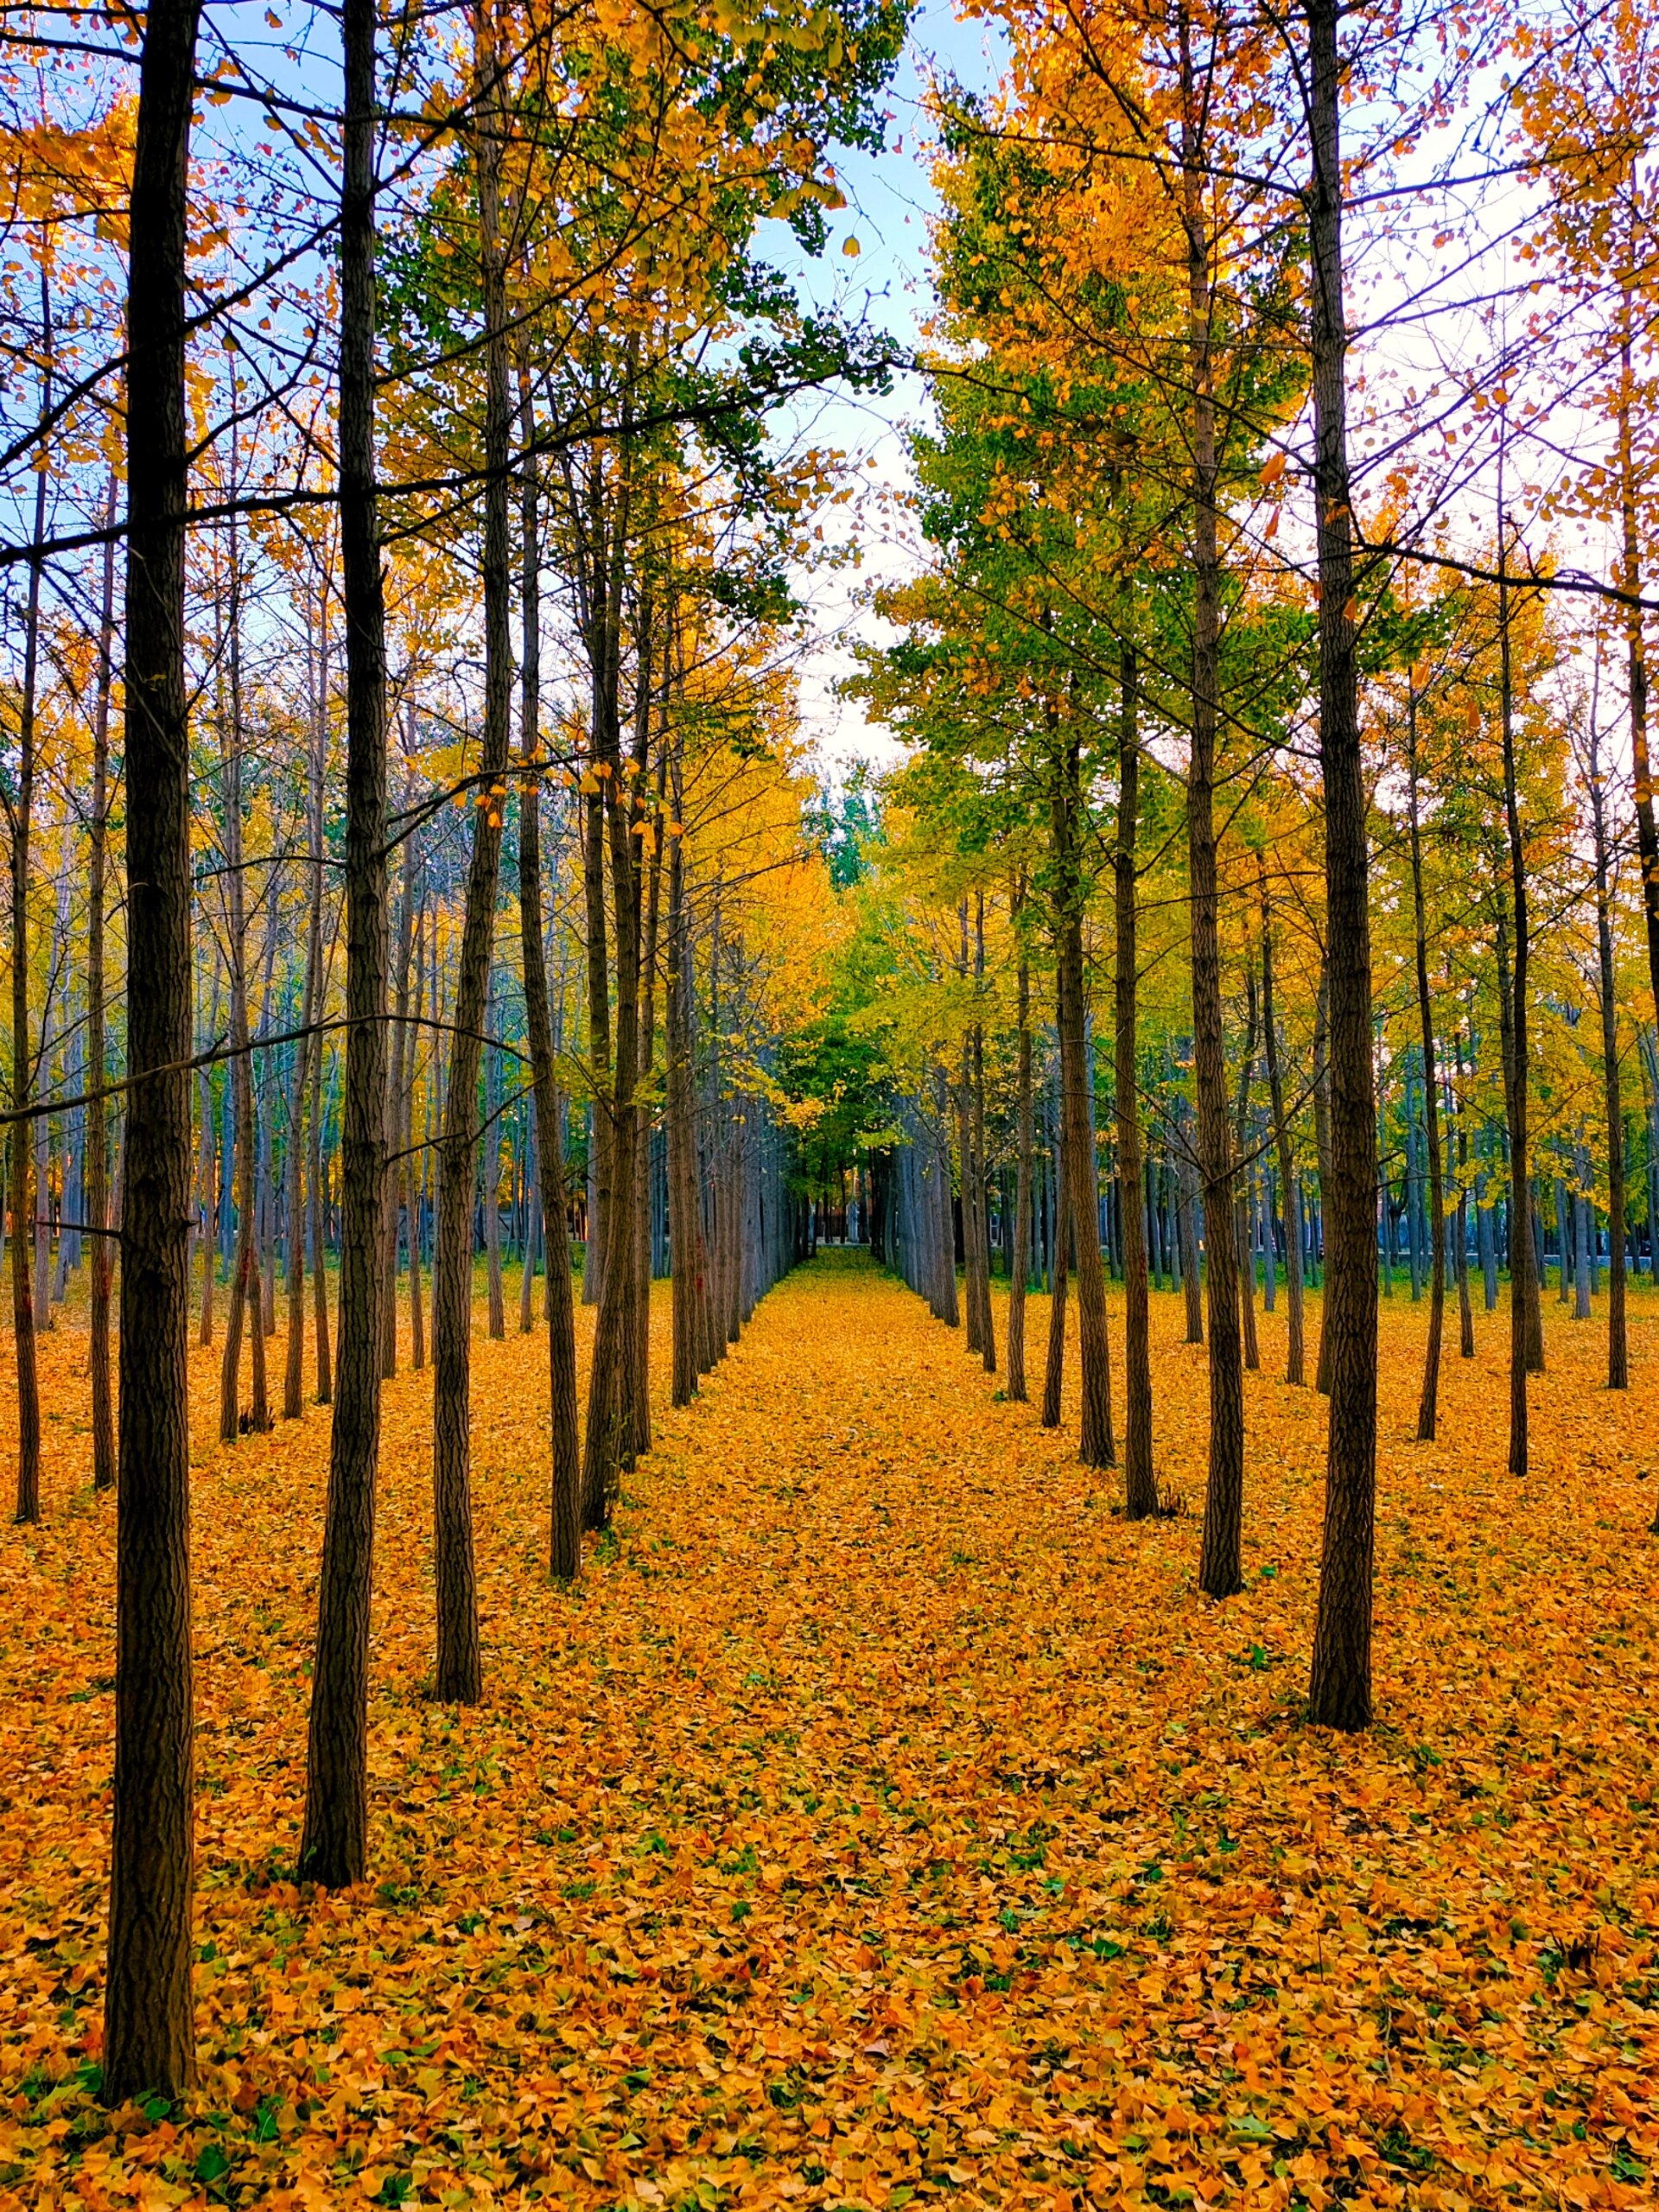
[2,1256,1656,2209]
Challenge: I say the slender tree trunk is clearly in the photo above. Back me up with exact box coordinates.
[88,474,118,1490]
[665,722,702,1408]
[516,352,582,1580]
[1306,0,1380,1730]
[1180,12,1243,1591]
[382,825,416,1375]
[1115,644,1155,1514]
[10,311,46,1520]
[1053,717,1113,1465]
[1585,726,1629,1391]
[310,1033,332,1404]
[1406,682,1446,1440]
[296,0,391,1885]
[1260,862,1305,1387]
[104,0,203,2102]
[1617,264,1659,1052]
[283,664,327,1421]
[217,549,264,1441]
[1497,453,1536,1479]
[1234,969,1260,1374]
[407,901,427,1372]
[1007,936,1033,1403]
[1041,1185,1070,1428]
[431,0,511,1701]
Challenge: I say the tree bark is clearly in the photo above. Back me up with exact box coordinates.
[516,353,582,1581]
[88,474,118,1490]
[1306,0,1379,1730]
[1007,936,1033,1403]
[430,0,512,1700]
[1115,643,1155,1515]
[1180,6,1243,1592]
[1406,682,1446,1440]
[1260,861,1306,1387]
[297,0,390,1884]
[1586,715,1629,1391]
[1053,716,1113,1465]
[105,0,202,2103]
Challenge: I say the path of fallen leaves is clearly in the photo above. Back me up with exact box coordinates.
[1,1250,1657,2210]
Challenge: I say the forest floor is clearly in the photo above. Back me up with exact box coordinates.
[1,1252,1657,2210]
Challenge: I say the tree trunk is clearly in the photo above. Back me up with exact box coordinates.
[105,0,202,2102]
[1180,9,1243,1592]
[296,0,391,1884]
[88,474,118,1490]
[1407,683,1446,1440]
[1258,863,1305,1386]
[516,353,582,1580]
[1306,0,1380,1731]
[10,299,46,1521]
[430,0,511,1700]
[1234,966,1260,1374]
[1115,644,1155,1514]
[1007,937,1033,1403]
[1617,261,1659,1061]
[1053,718,1113,1465]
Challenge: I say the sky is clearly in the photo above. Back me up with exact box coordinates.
[755,1,1009,777]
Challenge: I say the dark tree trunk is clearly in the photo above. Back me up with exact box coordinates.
[1053,719,1113,1465]
[1260,861,1305,1388]
[1180,10,1243,1593]
[105,0,203,2103]
[1115,644,1155,1515]
[297,0,391,1885]
[10,303,46,1522]
[1586,720,1629,1393]
[1306,0,1379,1731]
[665,721,703,1408]
[88,475,118,1491]
[1233,968,1260,1375]
[516,359,582,1580]
[1406,683,1446,1440]
[1007,938,1033,1403]
[431,0,512,1701]
[1497,463,1537,1480]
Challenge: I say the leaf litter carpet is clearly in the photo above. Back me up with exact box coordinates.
[2,1250,1658,2209]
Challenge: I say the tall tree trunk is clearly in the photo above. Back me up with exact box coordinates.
[516,353,582,1580]
[1234,968,1260,1374]
[1180,8,1243,1592]
[1586,721,1629,1392]
[1041,1182,1069,1428]
[1007,933,1033,1403]
[297,0,391,1884]
[105,0,203,2102]
[1497,448,1537,1479]
[283,656,326,1421]
[1617,256,1659,1052]
[1115,644,1155,1515]
[1306,0,1380,1730]
[972,891,995,1373]
[1053,717,1113,1465]
[407,899,427,1372]
[1406,680,1446,1440]
[665,723,704,1408]
[217,543,265,1441]
[10,289,47,1521]
[88,474,118,1490]
[382,822,416,1375]
[1260,862,1306,1387]
[430,0,511,1700]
